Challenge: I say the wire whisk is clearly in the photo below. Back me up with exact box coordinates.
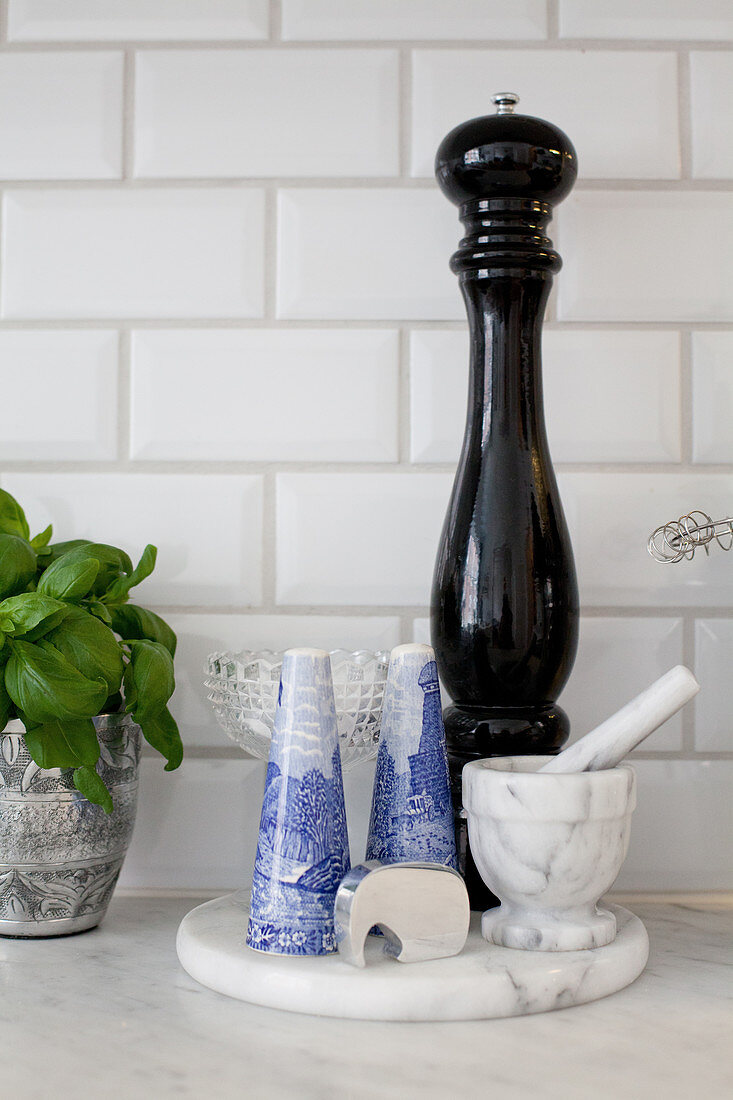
[647,510,733,563]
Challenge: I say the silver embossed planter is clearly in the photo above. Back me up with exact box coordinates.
[0,713,141,938]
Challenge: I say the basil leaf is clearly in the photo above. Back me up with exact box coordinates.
[0,534,37,600]
[0,489,30,540]
[0,670,13,730]
[139,706,183,771]
[125,639,174,720]
[38,541,132,596]
[0,593,69,641]
[73,764,113,814]
[37,548,100,601]
[39,539,92,567]
[23,717,100,769]
[45,607,123,697]
[105,544,157,604]
[86,599,113,625]
[111,603,176,657]
[6,639,108,724]
[30,524,53,551]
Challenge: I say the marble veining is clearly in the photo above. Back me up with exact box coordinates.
[464,755,637,951]
[177,893,648,1020]
[1,894,730,1099]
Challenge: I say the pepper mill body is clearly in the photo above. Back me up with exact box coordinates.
[430,96,580,908]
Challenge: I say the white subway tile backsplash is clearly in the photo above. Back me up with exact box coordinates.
[277,189,460,320]
[167,612,401,749]
[692,332,733,463]
[0,52,122,180]
[282,0,547,40]
[119,755,377,889]
[410,329,681,464]
[119,756,733,892]
[694,621,733,752]
[691,52,733,178]
[130,329,399,462]
[118,757,266,891]
[559,617,684,750]
[0,12,728,898]
[0,331,118,460]
[559,472,733,607]
[8,0,269,41]
[559,0,733,40]
[557,192,733,322]
[411,51,679,180]
[135,50,399,179]
[276,473,453,605]
[1,189,265,319]
[0,473,263,607]
[614,760,733,891]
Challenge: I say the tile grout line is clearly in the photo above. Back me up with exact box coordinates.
[263,186,277,320]
[397,327,411,464]
[1,39,733,53]
[546,0,559,40]
[681,612,697,750]
[1,178,733,190]
[270,0,282,42]
[680,330,694,463]
[260,469,277,612]
[398,47,412,179]
[121,49,135,180]
[677,48,693,179]
[117,329,132,463]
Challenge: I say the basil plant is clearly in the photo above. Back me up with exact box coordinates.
[0,489,182,812]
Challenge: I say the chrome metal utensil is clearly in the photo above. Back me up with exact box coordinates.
[334,860,470,968]
[648,510,733,563]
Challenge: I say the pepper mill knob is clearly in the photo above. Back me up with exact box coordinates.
[435,93,577,209]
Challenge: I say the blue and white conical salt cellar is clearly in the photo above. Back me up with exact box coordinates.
[247,648,350,956]
[366,643,457,868]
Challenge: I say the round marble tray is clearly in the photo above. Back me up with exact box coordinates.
[176,893,649,1022]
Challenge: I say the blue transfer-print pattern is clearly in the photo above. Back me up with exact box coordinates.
[366,657,457,869]
[247,653,350,956]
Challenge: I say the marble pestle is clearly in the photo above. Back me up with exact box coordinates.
[539,665,699,774]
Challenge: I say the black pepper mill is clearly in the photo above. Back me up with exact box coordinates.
[431,94,580,908]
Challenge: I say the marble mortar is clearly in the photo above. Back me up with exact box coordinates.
[463,755,636,951]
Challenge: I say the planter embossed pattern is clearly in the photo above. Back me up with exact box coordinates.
[0,713,141,937]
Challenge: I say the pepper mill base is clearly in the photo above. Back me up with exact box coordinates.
[444,703,570,910]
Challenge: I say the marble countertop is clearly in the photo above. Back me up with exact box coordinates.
[2,894,731,1100]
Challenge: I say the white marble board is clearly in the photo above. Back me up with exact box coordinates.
[176,892,649,1021]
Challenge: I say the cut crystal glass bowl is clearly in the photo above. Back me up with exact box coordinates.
[205,649,390,769]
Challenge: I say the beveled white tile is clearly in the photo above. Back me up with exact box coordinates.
[166,612,401,749]
[135,50,398,178]
[557,192,733,322]
[130,329,399,462]
[410,329,681,463]
[694,620,733,751]
[558,471,733,607]
[0,331,117,460]
[277,189,460,320]
[118,757,266,891]
[276,473,453,605]
[558,617,684,750]
[8,0,269,40]
[282,0,547,40]
[120,756,733,891]
[411,50,679,179]
[0,52,122,179]
[1,189,264,319]
[692,332,733,463]
[118,754,377,888]
[691,52,733,178]
[0,473,263,607]
[614,760,733,891]
[559,0,733,39]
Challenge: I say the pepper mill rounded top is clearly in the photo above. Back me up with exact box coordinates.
[435,93,578,208]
